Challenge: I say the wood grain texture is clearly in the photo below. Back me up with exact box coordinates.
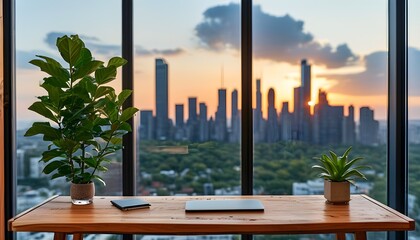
[8,195,415,235]
[0,0,4,238]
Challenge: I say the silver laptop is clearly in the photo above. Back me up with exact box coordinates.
[185,199,264,212]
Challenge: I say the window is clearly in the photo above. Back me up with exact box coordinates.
[15,0,122,239]
[252,1,387,239]
[5,1,412,240]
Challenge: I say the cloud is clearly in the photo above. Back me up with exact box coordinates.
[45,31,185,57]
[321,47,420,96]
[195,3,357,68]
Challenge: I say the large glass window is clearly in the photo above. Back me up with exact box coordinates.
[16,0,122,239]
[134,0,241,198]
[408,0,420,238]
[252,1,388,239]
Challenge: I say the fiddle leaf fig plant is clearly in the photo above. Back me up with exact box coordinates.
[25,35,138,185]
[312,147,368,185]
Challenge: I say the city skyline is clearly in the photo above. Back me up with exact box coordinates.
[140,58,380,145]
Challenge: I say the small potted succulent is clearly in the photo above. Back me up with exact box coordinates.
[25,35,138,205]
[312,147,368,204]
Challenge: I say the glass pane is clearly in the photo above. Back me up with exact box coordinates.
[16,0,122,239]
[134,1,241,238]
[134,0,241,197]
[408,0,420,238]
[253,1,387,239]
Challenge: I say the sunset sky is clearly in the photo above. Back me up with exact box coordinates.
[15,0,420,129]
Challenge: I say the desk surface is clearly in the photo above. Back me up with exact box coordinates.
[8,195,415,235]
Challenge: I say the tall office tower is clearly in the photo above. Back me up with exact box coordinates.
[139,110,154,140]
[199,102,209,142]
[359,107,379,145]
[313,90,344,144]
[155,58,169,140]
[188,97,197,124]
[215,89,227,141]
[300,59,312,142]
[230,89,240,142]
[292,86,302,140]
[254,79,264,142]
[175,104,185,141]
[175,104,184,128]
[187,97,198,141]
[279,102,292,141]
[266,88,279,142]
[343,105,356,144]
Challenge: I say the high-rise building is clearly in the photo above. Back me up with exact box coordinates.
[16,149,25,179]
[266,88,279,142]
[215,89,227,141]
[175,104,185,140]
[254,79,264,142]
[279,102,292,141]
[139,110,154,140]
[343,105,356,144]
[300,59,312,142]
[199,102,209,142]
[313,90,344,144]
[187,97,198,141]
[230,89,240,142]
[359,107,379,145]
[155,58,169,140]
[175,104,184,128]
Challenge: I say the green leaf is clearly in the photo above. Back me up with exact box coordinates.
[118,122,132,132]
[24,122,61,141]
[43,77,69,88]
[107,57,127,68]
[41,149,65,162]
[29,59,69,82]
[74,48,93,68]
[95,66,117,85]
[94,86,114,99]
[73,60,104,80]
[119,107,138,122]
[28,102,57,123]
[117,90,132,106]
[92,175,106,186]
[43,160,66,174]
[56,35,84,66]
[41,83,61,107]
[83,157,97,168]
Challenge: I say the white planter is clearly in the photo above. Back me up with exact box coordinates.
[324,180,350,204]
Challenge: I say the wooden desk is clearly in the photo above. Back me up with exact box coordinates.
[8,195,415,240]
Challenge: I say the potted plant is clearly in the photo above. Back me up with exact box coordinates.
[312,147,368,204]
[24,35,138,205]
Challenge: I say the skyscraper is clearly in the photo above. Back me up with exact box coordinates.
[155,58,169,140]
[279,102,292,141]
[187,97,198,141]
[254,79,264,142]
[343,105,356,144]
[313,90,344,145]
[215,89,227,141]
[139,110,154,140]
[266,88,279,142]
[230,89,240,142]
[299,59,312,142]
[359,107,379,145]
[199,102,209,142]
[175,104,185,140]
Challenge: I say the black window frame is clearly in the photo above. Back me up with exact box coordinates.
[3,0,409,240]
